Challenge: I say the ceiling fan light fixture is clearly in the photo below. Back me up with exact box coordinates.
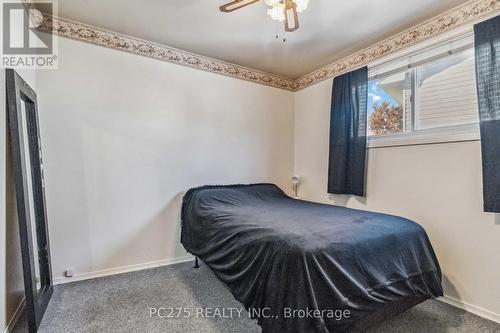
[265,0,309,12]
[266,0,308,22]
[220,0,308,32]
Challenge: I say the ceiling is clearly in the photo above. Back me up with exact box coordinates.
[50,0,468,79]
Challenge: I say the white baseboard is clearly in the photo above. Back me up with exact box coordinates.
[439,295,500,324]
[38,260,500,327]
[4,298,25,333]
[53,255,194,285]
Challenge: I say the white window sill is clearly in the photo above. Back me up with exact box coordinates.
[367,123,480,148]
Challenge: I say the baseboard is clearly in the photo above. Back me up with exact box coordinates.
[3,298,25,333]
[439,295,500,324]
[48,260,499,326]
[53,255,194,285]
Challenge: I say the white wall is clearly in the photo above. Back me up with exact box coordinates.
[35,37,295,281]
[294,78,500,320]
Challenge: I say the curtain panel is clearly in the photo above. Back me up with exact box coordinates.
[475,16,500,213]
[328,67,368,196]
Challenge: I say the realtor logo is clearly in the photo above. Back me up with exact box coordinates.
[1,1,58,68]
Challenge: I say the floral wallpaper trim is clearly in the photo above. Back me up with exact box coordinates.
[36,15,298,91]
[32,0,500,91]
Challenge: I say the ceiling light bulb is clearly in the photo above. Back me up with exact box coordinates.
[264,0,282,7]
[267,6,285,21]
[293,0,309,12]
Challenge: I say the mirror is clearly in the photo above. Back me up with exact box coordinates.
[19,100,42,292]
[6,69,53,333]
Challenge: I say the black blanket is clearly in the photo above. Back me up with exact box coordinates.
[181,184,443,332]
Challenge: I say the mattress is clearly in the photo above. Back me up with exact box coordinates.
[181,184,443,332]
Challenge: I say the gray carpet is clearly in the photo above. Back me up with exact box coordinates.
[12,262,500,333]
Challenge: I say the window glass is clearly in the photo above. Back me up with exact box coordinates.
[368,71,411,136]
[415,49,478,130]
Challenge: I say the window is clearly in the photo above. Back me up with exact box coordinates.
[367,32,479,146]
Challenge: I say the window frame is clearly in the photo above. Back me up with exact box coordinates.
[366,28,480,148]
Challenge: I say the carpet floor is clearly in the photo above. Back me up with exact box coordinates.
[12,261,500,333]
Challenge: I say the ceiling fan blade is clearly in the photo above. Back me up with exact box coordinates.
[219,0,261,12]
[284,0,299,32]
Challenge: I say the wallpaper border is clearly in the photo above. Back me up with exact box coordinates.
[28,0,500,91]
[35,15,298,91]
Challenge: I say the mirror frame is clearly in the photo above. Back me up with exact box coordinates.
[6,69,53,333]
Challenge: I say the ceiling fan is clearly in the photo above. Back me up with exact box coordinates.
[219,0,309,32]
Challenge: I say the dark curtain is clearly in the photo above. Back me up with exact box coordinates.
[328,66,368,196]
[475,16,500,213]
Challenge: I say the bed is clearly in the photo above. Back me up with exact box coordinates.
[181,184,443,332]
